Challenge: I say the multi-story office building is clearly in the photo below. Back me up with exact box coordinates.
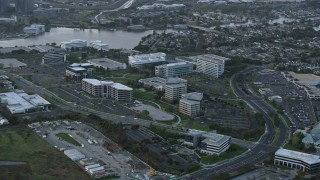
[42,49,67,64]
[164,78,187,102]
[23,24,45,35]
[189,54,229,78]
[155,62,193,78]
[274,149,320,173]
[82,79,132,101]
[179,92,203,117]
[0,0,10,13]
[128,52,166,67]
[65,63,93,82]
[15,0,34,14]
[183,129,231,155]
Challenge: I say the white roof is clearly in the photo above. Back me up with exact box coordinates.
[275,148,320,165]
[111,83,133,91]
[129,52,166,65]
[64,149,86,161]
[82,78,113,86]
[70,67,86,71]
[166,62,189,67]
[0,58,27,68]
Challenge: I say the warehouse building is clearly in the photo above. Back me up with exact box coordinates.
[183,129,231,155]
[0,91,50,114]
[87,58,127,71]
[164,78,187,102]
[274,148,320,173]
[155,62,193,78]
[128,52,166,67]
[65,63,94,82]
[82,78,132,101]
[0,58,27,69]
[64,149,86,161]
[179,92,203,117]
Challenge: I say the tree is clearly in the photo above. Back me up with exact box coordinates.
[291,132,305,150]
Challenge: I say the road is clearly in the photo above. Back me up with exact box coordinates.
[182,67,289,179]
[94,0,135,24]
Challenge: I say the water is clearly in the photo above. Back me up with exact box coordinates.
[0,27,173,49]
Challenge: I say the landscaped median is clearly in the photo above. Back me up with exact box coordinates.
[198,144,247,165]
[56,133,81,146]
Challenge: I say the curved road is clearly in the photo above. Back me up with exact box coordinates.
[95,0,135,23]
[182,67,289,179]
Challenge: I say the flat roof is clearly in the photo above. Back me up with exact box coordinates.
[111,83,133,91]
[138,77,166,88]
[0,58,27,68]
[181,92,203,101]
[289,72,320,86]
[82,78,113,86]
[275,148,320,164]
[129,52,166,65]
[190,54,230,63]
[180,98,201,105]
[88,58,125,69]
[202,133,230,146]
[166,77,187,84]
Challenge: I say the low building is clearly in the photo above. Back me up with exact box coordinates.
[274,148,320,173]
[82,78,132,101]
[179,92,203,117]
[164,78,187,102]
[42,49,67,64]
[0,91,51,114]
[23,24,45,35]
[183,129,231,155]
[128,52,166,67]
[302,123,320,148]
[88,40,109,52]
[0,58,27,69]
[61,39,87,51]
[0,75,14,91]
[66,63,93,82]
[138,77,166,91]
[64,149,86,161]
[155,62,193,78]
[87,58,127,71]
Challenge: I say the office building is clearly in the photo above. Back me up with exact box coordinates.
[23,24,45,35]
[0,0,9,13]
[155,62,193,78]
[15,0,34,14]
[183,129,231,155]
[128,52,166,67]
[82,79,132,101]
[190,54,229,78]
[61,39,87,51]
[65,63,93,82]
[0,91,51,114]
[89,40,109,52]
[179,92,203,117]
[42,49,67,64]
[274,149,320,173]
[87,58,127,71]
[164,78,187,102]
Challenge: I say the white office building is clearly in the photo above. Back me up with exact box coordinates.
[23,24,45,35]
[179,92,203,117]
[128,52,166,67]
[274,148,320,173]
[88,58,127,71]
[183,129,231,155]
[88,40,109,52]
[0,91,51,114]
[82,79,132,101]
[190,54,229,78]
[164,78,187,102]
[61,39,87,51]
[66,63,94,82]
[155,62,193,78]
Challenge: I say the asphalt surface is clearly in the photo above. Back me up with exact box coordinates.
[181,67,289,180]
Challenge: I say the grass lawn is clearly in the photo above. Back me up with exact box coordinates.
[200,144,247,165]
[192,121,211,132]
[133,89,156,101]
[56,133,81,146]
[223,99,250,110]
[0,125,89,179]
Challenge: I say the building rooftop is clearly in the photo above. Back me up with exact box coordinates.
[69,67,87,71]
[111,83,133,91]
[129,52,166,65]
[275,148,320,165]
[190,54,230,63]
[64,149,86,161]
[181,92,203,101]
[166,62,189,67]
[166,77,187,85]
[82,78,113,86]
[88,58,125,69]
[202,133,230,146]
[0,58,27,68]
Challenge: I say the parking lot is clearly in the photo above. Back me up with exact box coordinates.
[29,120,149,179]
[130,103,175,121]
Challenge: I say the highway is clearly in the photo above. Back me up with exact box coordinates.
[94,0,135,24]
[181,67,290,179]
